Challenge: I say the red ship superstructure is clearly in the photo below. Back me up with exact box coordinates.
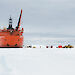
[0,9,24,48]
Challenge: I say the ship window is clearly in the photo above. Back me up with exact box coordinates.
[7,44,9,46]
[18,39,20,41]
[5,39,7,41]
[17,34,19,36]
[15,44,17,46]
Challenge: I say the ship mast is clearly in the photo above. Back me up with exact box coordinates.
[7,17,14,30]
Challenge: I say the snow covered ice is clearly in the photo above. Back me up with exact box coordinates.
[0,48,75,75]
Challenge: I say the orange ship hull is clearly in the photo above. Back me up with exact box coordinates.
[0,35,23,48]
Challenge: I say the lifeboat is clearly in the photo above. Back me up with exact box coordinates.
[0,9,24,48]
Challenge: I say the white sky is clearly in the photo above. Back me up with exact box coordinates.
[0,0,75,36]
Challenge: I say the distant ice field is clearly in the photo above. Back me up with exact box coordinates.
[0,48,75,75]
[24,37,75,47]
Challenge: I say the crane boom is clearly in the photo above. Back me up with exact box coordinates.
[16,9,22,31]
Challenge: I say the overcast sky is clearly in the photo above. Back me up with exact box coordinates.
[0,0,75,37]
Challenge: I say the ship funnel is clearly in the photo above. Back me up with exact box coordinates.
[16,9,22,31]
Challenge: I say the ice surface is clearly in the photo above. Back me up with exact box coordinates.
[0,48,75,75]
[24,37,75,47]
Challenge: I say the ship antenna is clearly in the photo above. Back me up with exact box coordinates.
[16,9,22,31]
